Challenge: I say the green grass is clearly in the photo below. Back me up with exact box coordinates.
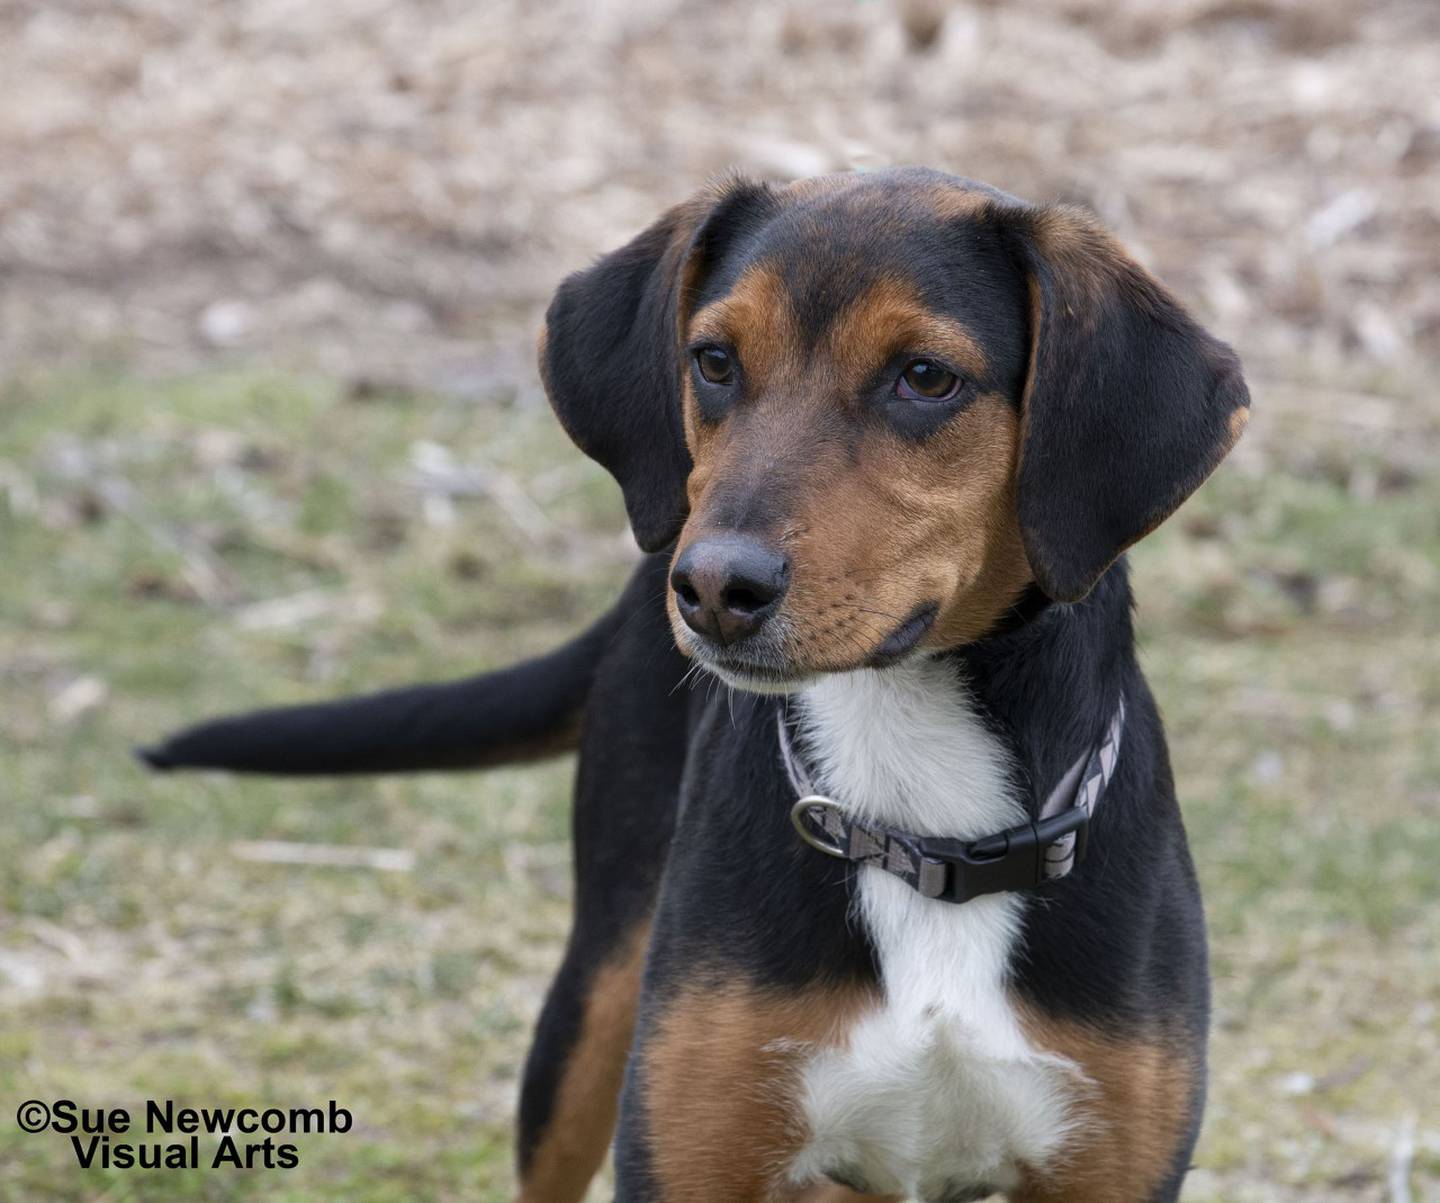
[1,369,1436,1200]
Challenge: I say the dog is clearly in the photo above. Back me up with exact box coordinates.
[143,167,1250,1203]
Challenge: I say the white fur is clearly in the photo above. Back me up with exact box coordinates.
[787,660,1083,1200]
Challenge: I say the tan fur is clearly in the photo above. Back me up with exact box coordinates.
[1227,403,1251,445]
[473,710,583,770]
[771,393,1029,658]
[1014,275,1043,481]
[826,275,989,385]
[1022,207,1142,354]
[1027,206,1129,301]
[518,927,649,1203]
[777,173,864,204]
[792,1186,901,1203]
[687,263,800,407]
[1013,1007,1198,1203]
[918,181,992,222]
[644,980,878,1203]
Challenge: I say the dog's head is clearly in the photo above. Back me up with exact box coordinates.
[541,168,1249,692]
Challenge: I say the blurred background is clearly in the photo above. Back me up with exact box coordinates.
[2,0,1437,1199]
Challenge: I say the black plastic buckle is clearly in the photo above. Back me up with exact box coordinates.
[916,804,1092,904]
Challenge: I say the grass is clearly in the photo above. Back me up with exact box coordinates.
[1,368,1436,1201]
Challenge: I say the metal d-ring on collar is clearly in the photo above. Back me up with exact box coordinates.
[780,697,1127,905]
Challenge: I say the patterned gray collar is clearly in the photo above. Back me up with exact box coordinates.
[779,697,1127,905]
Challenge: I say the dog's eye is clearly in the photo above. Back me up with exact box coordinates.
[695,346,735,385]
[896,359,960,402]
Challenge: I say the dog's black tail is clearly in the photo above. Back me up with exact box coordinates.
[136,607,623,776]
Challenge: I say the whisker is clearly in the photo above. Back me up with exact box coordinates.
[670,660,705,697]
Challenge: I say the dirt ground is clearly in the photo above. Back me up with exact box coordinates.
[2,1,1439,1201]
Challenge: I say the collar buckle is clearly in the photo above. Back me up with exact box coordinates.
[918,804,1092,904]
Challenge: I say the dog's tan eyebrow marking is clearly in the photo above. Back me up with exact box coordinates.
[686,262,799,386]
[826,275,990,384]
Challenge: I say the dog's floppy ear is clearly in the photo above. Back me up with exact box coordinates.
[540,178,772,551]
[999,205,1250,602]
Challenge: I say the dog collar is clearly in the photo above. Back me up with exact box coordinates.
[778,696,1126,905]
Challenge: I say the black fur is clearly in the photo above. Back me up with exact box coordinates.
[518,555,688,1170]
[137,606,622,774]
[1000,207,1250,602]
[541,180,776,552]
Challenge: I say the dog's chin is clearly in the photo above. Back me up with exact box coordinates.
[702,661,818,696]
[671,636,817,696]
[671,601,939,696]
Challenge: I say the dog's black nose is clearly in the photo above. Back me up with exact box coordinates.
[671,536,790,645]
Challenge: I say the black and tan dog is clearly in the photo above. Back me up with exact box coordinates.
[144,168,1250,1203]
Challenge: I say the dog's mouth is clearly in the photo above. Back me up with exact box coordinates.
[685,602,938,696]
[861,602,937,667]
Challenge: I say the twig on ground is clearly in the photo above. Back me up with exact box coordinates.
[1387,1113,1415,1203]
[232,588,380,632]
[231,841,416,872]
[407,440,558,542]
[48,440,241,606]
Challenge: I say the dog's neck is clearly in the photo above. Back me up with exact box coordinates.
[796,660,1024,842]
[794,562,1135,832]
[954,560,1137,816]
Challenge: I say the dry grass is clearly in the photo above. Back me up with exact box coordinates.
[2,0,1437,397]
[1,0,1438,1199]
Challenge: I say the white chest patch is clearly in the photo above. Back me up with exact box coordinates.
[787,661,1082,1201]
